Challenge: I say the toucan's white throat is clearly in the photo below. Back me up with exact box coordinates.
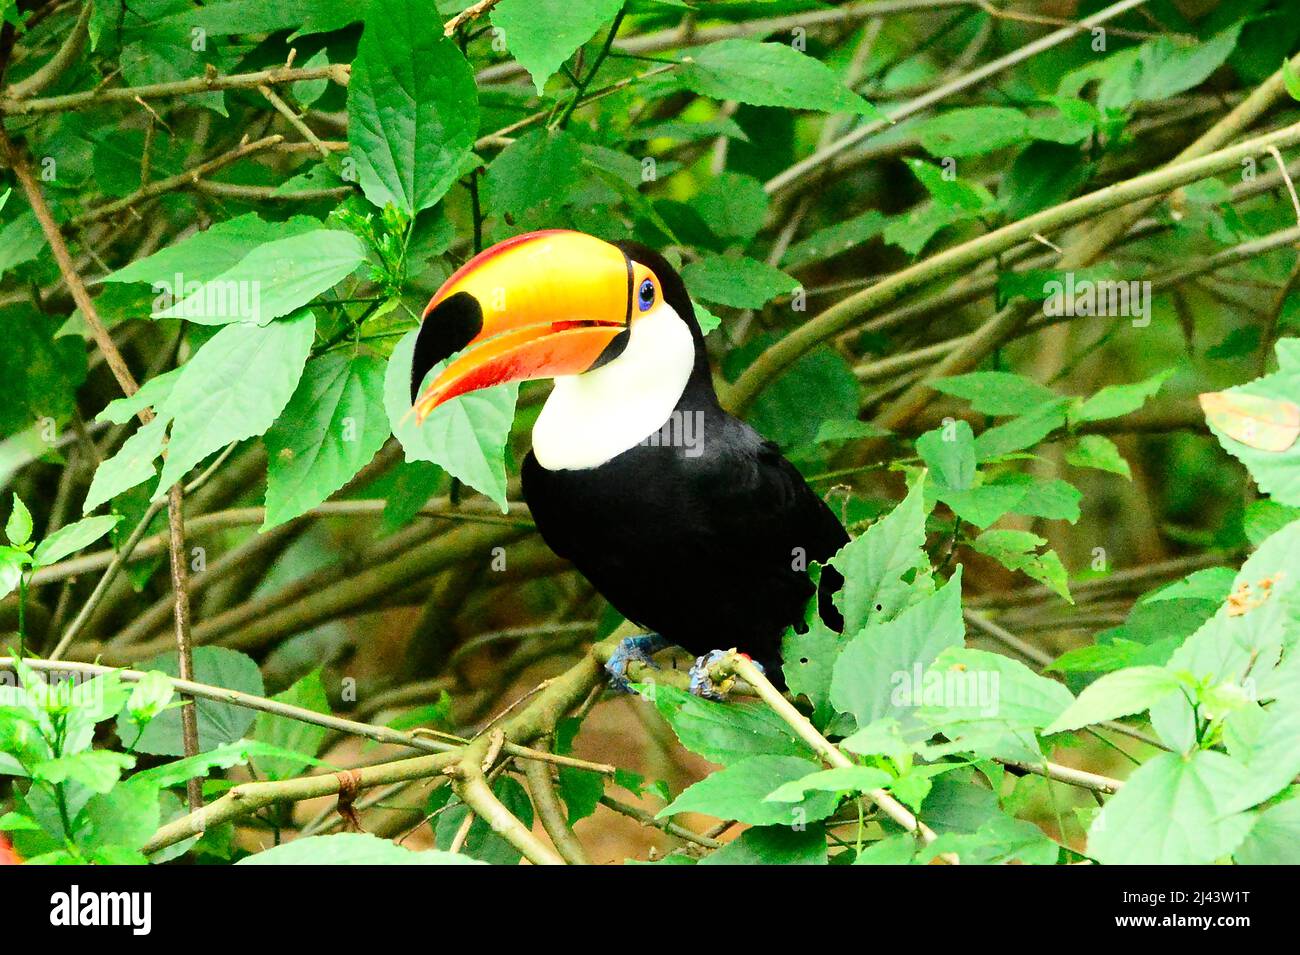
[532,302,695,471]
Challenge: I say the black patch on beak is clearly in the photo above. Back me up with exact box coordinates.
[587,251,634,372]
[411,291,483,403]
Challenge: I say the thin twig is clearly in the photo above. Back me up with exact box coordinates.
[712,652,950,857]
[1,62,350,115]
[443,0,504,36]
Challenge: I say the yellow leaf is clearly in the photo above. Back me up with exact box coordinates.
[1199,391,1300,452]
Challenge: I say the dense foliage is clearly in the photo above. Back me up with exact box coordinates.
[1,0,1299,865]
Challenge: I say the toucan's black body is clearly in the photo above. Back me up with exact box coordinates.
[520,244,848,678]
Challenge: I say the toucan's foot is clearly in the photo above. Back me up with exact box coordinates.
[605,633,669,693]
[688,650,732,700]
[688,650,765,700]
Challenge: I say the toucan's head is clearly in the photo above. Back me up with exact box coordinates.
[410,230,704,420]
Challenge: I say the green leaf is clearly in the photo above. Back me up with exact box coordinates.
[0,211,45,277]
[92,130,184,198]
[637,117,749,144]
[1065,434,1131,479]
[1048,640,1154,674]
[883,160,994,256]
[293,49,332,107]
[1131,25,1243,103]
[253,671,331,780]
[854,833,918,864]
[782,586,848,729]
[1088,750,1254,865]
[918,647,1073,731]
[829,476,932,634]
[972,529,1072,602]
[1243,499,1300,545]
[681,40,881,117]
[124,647,265,756]
[5,494,31,547]
[32,515,121,567]
[692,299,722,336]
[434,776,533,864]
[745,344,858,449]
[75,779,160,852]
[385,327,517,510]
[133,739,272,789]
[1070,369,1173,426]
[781,210,886,269]
[557,766,604,825]
[1221,696,1300,810]
[348,0,478,214]
[974,399,1070,459]
[658,755,839,826]
[999,141,1093,220]
[1001,476,1082,523]
[97,367,182,424]
[1235,791,1300,864]
[0,811,40,831]
[0,549,25,601]
[155,312,315,495]
[264,352,390,529]
[913,107,1031,157]
[1,307,86,436]
[699,824,827,865]
[681,254,797,309]
[933,371,1059,417]
[830,568,964,730]
[1151,520,1300,750]
[1043,666,1184,735]
[651,684,809,765]
[153,232,365,326]
[82,414,169,513]
[124,671,175,726]
[904,157,996,212]
[104,213,324,286]
[490,0,624,94]
[692,172,769,244]
[33,751,135,793]
[933,484,1026,529]
[239,832,482,865]
[484,127,584,218]
[1285,58,1300,102]
[811,419,890,443]
[1143,567,1236,604]
[916,420,975,491]
[840,718,912,763]
[764,765,892,802]
[924,813,1058,865]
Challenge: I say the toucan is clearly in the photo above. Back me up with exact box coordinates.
[410,230,847,697]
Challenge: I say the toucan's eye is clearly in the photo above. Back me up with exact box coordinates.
[637,278,655,312]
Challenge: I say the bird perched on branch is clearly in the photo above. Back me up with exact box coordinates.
[411,230,847,698]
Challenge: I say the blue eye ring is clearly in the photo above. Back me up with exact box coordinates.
[637,278,655,311]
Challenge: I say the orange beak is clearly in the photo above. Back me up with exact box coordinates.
[410,230,640,421]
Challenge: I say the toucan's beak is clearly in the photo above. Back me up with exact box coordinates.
[410,230,635,421]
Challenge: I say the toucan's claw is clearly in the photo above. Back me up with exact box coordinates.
[688,650,733,700]
[605,633,669,693]
[688,650,765,700]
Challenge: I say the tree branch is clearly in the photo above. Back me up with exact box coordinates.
[0,62,350,115]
